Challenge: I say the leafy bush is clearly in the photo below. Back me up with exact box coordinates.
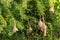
[0,0,60,40]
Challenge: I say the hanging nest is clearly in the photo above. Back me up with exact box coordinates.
[38,17,47,37]
[49,7,54,13]
[13,20,18,33]
[27,27,33,33]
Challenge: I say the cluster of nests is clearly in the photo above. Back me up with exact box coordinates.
[13,7,54,37]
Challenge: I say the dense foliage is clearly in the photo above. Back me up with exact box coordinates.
[0,0,60,40]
